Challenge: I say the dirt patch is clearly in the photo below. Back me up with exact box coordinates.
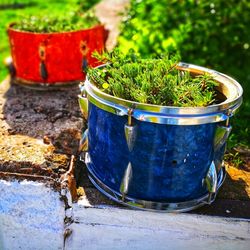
[0,77,83,180]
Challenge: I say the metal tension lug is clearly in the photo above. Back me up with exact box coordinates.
[203,161,218,204]
[78,84,88,120]
[78,129,88,153]
[214,124,232,150]
[124,124,137,152]
[124,108,137,152]
[120,162,133,201]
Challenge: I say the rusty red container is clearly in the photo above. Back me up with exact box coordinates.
[8,23,107,88]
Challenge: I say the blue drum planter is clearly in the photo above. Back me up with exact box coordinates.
[78,62,243,212]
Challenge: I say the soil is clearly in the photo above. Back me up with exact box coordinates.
[0,77,83,180]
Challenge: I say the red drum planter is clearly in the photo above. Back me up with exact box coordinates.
[8,24,107,88]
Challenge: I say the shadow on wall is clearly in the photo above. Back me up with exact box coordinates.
[1,77,84,155]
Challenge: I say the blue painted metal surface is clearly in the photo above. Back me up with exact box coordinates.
[87,103,224,202]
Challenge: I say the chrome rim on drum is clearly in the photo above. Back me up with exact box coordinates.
[78,62,243,212]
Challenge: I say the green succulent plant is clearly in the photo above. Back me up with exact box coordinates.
[12,10,99,33]
[87,50,219,107]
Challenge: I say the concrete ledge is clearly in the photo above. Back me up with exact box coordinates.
[66,205,250,250]
[0,179,65,250]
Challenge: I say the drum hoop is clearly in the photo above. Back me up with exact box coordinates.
[84,63,243,125]
[12,77,80,90]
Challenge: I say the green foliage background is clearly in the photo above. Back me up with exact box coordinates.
[118,0,250,148]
